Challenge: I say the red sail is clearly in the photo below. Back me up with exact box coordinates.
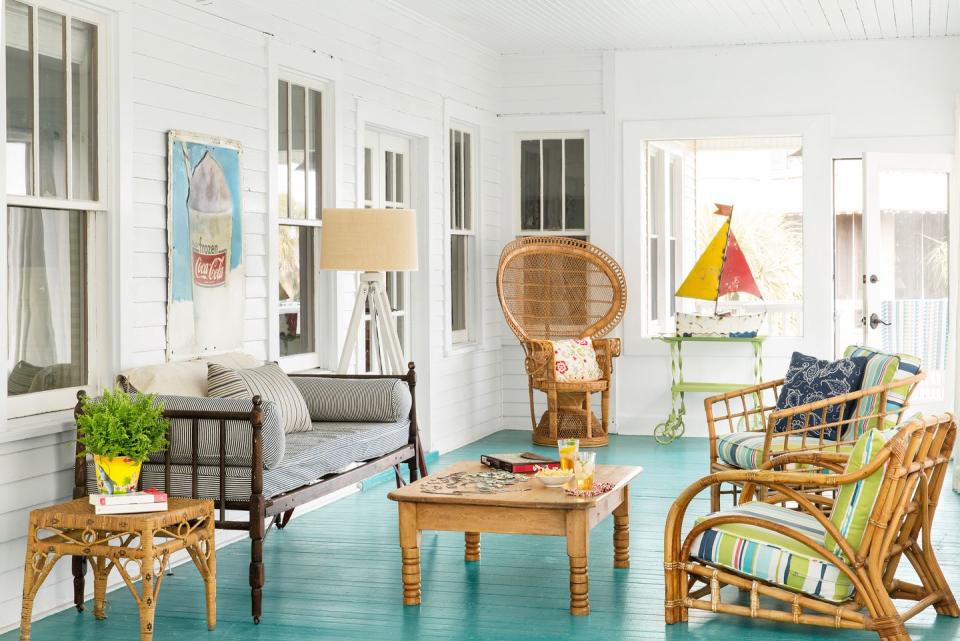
[718,231,763,299]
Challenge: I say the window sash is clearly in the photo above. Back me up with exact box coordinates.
[517,134,587,235]
[449,126,477,344]
[5,0,104,415]
[5,1,103,208]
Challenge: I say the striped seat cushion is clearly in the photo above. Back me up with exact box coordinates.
[144,394,286,469]
[716,431,852,470]
[208,362,312,434]
[88,418,410,500]
[691,502,855,602]
[290,376,412,422]
[826,428,892,559]
[843,345,921,436]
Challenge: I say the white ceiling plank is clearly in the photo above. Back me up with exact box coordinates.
[892,0,914,36]
[389,0,959,53]
[873,0,898,36]
[914,0,932,35]
[948,0,960,34]
[838,0,870,37]
[929,0,949,34]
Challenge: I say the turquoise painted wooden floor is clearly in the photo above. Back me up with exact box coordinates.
[9,430,960,641]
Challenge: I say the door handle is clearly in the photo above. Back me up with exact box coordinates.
[868,313,891,329]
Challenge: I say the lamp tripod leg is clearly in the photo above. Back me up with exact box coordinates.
[337,281,371,374]
[371,282,404,374]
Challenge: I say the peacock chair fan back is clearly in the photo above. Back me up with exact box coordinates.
[497,237,627,343]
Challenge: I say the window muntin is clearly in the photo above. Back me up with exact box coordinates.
[449,128,476,343]
[518,134,587,235]
[644,137,803,337]
[276,79,322,359]
[5,0,100,413]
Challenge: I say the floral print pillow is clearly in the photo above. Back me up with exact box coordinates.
[552,338,603,382]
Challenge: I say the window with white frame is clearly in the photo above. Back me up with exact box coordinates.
[5,0,101,416]
[449,127,476,344]
[276,79,322,358]
[643,137,803,337]
[518,134,587,237]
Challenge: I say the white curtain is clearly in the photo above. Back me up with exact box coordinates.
[6,208,74,372]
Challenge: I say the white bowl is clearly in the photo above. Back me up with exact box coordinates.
[535,472,574,487]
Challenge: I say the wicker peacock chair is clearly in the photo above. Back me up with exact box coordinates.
[497,237,626,447]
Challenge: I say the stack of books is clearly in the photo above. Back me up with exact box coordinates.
[89,489,168,515]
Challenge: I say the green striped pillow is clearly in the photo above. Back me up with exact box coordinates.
[843,345,922,438]
[826,428,892,559]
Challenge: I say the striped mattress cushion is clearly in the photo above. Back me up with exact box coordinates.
[716,431,852,470]
[691,502,855,603]
[208,362,312,434]
[88,418,410,501]
[290,376,412,423]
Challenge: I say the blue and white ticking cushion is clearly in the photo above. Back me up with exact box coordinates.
[290,376,412,423]
[774,352,868,441]
[208,362,312,434]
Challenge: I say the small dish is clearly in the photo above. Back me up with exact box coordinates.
[534,470,574,487]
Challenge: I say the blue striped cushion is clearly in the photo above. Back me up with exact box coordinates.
[208,362,312,434]
[717,431,850,470]
[144,395,286,469]
[692,502,855,602]
[291,376,411,423]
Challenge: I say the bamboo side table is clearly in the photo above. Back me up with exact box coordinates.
[20,497,216,641]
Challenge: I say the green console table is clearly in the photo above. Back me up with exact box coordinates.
[654,335,766,444]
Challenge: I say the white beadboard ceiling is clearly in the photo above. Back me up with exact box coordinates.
[389,0,960,53]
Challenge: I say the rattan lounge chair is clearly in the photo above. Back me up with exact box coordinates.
[665,415,958,641]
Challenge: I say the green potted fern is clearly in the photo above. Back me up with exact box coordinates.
[77,387,170,494]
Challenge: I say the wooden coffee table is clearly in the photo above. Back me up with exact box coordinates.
[387,461,642,615]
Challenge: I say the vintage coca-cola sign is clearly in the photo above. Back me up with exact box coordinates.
[192,247,227,287]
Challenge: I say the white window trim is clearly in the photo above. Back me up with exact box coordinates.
[622,115,832,360]
[514,131,589,238]
[2,0,112,420]
[446,120,479,349]
[266,41,341,373]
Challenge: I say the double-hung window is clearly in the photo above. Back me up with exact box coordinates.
[518,134,587,238]
[449,127,477,344]
[276,79,322,361]
[5,0,102,417]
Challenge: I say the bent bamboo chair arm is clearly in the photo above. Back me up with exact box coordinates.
[592,337,621,377]
[705,379,784,446]
[704,379,784,407]
[520,339,555,380]
[761,451,851,471]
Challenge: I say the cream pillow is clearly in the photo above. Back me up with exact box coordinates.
[120,352,261,396]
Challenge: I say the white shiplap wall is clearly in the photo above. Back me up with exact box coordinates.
[1,0,504,631]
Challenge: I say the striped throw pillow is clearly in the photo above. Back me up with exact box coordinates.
[825,427,893,559]
[843,345,922,436]
[208,362,312,434]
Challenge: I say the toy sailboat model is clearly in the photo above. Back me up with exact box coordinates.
[674,204,765,337]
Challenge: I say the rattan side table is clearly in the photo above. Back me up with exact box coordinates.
[20,497,216,641]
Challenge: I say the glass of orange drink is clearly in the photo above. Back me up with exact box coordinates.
[574,452,596,491]
[558,438,579,471]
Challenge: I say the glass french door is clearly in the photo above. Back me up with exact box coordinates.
[834,153,952,407]
[362,129,411,373]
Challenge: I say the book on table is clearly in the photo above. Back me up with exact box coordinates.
[90,489,169,514]
[480,452,560,473]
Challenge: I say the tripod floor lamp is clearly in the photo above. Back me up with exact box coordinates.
[320,208,419,374]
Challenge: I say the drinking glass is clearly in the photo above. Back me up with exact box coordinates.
[574,452,596,491]
[558,438,579,471]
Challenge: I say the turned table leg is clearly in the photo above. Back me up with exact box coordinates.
[399,503,421,605]
[465,532,481,562]
[566,510,590,616]
[613,487,630,569]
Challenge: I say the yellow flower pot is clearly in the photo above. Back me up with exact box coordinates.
[93,455,143,494]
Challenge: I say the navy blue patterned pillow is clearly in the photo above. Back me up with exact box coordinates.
[774,352,868,441]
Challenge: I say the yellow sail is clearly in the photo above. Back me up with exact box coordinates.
[674,220,729,301]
